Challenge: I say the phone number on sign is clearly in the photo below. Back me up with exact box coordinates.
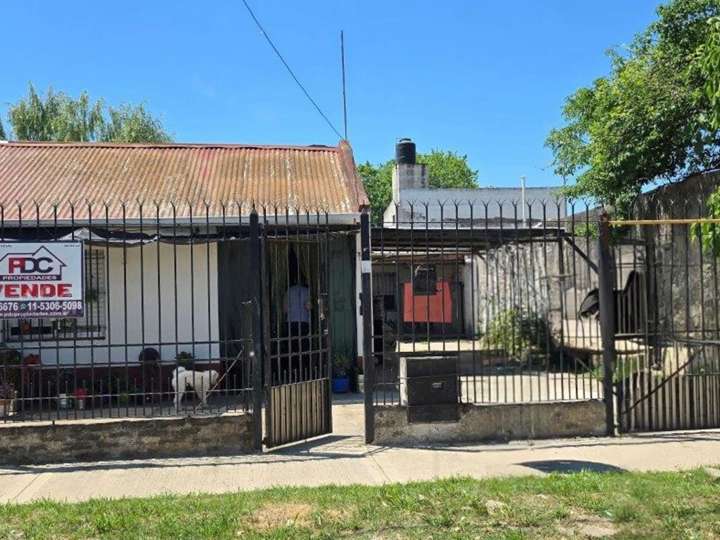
[0,300,84,314]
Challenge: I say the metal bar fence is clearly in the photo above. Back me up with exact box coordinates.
[610,194,720,433]
[370,200,606,408]
[0,202,345,424]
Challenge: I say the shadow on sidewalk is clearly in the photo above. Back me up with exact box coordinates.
[0,434,382,477]
[517,459,626,474]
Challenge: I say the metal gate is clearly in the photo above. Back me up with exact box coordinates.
[600,215,720,433]
[261,217,332,448]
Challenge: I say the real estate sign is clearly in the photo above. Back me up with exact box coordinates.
[0,242,84,318]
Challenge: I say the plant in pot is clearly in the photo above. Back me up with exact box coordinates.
[175,351,194,370]
[332,354,352,393]
[0,382,16,417]
[0,346,22,389]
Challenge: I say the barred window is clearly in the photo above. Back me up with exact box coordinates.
[5,249,107,341]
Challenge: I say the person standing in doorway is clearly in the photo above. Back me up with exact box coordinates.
[284,275,311,379]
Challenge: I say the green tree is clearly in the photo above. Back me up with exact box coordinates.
[359,149,478,223]
[700,16,720,129]
[6,84,171,143]
[0,118,5,140]
[546,0,720,211]
[687,16,720,255]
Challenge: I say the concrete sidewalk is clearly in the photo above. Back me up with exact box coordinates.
[2,399,720,503]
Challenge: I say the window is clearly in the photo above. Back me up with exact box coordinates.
[413,265,437,296]
[5,249,107,341]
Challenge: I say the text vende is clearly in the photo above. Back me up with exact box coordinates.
[0,283,72,298]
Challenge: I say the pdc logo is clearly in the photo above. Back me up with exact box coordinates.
[0,247,66,282]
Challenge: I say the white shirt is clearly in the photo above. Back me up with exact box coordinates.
[286,285,310,323]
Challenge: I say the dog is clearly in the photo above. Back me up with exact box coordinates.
[171,367,219,408]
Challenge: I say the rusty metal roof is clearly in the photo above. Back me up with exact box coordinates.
[0,140,368,223]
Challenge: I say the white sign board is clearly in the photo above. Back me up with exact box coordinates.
[0,242,84,318]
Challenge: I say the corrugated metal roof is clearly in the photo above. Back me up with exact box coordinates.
[0,141,369,222]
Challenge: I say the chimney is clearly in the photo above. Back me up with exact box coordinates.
[392,138,428,203]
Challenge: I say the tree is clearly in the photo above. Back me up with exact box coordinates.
[686,16,720,254]
[0,118,5,140]
[546,0,720,211]
[359,149,479,222]
[6,84,171,143]
[700,16,720,129]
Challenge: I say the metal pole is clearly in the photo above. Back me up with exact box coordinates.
[520,175,527,227]
[340,30,348,140]
[250,210,264,451]
[360,210,374,443]
[598,211,616,436]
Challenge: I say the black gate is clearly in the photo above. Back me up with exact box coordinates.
[598,214,720,433]
[260,213,332,448]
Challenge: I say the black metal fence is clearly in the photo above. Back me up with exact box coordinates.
[365,192,720,437]
[368,200,605,409]
[608,194,720,432]
[0,201,347,426]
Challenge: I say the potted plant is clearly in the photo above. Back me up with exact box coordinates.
[175,351,194,370]
[0,382,16,417]
[0,346,22,389]
[332,354,352,393]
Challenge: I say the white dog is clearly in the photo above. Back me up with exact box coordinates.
[171,367,219,408]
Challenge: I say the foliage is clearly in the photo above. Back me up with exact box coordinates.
[357,160,393,224]
[175,351,195,370]
[0,118,5,140]
[332,354,352,377]
[591,354,644,383]
[546,0,720,211]
[700,16,720,129]
[694,17,720,254]
[359,150,479,223]
[693,187,720,254]
[483,307,551,360]
[571,221,599,239]
[6,84,171,143]
[0,346,22,389]
[2,471,720,538]
[100,104,171,143]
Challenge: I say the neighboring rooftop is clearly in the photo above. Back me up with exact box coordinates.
[384,138,564,226]
[0,140,368,222]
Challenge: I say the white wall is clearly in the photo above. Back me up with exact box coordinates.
[8,242,220,365]
[355,231,366,361]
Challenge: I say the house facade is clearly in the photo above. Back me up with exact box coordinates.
[0,141,368,369]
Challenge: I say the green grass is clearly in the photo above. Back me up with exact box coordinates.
[1,469,719,539]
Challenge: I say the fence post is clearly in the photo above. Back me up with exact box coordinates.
[360,210,375,443]
[598,211,616,436]
[249,210,264,451]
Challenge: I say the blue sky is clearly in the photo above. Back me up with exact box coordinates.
[2,0,660,188]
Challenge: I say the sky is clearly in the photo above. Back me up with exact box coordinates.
[2,0,662,188]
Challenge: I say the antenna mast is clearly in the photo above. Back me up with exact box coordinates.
[340,30,348,140]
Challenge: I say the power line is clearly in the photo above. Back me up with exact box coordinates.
[241,0,344,140]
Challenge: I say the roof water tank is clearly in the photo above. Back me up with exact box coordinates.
[395,138,416,165]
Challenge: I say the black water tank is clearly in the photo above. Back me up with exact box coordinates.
[396,138,416,165]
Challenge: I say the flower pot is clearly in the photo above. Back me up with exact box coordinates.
[332,377,350,394]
